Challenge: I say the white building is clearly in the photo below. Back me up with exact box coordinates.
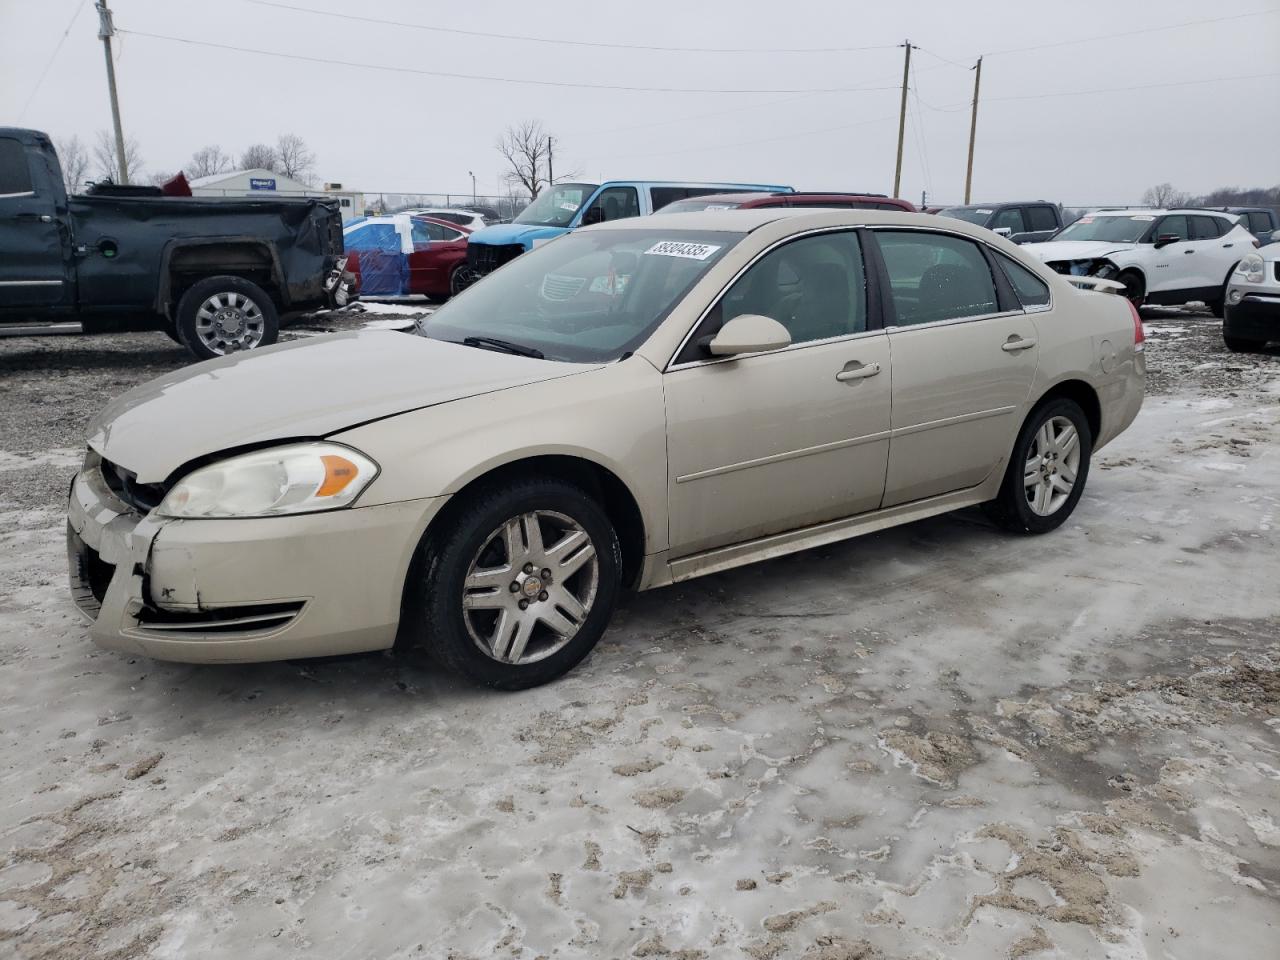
[188,169,366,221]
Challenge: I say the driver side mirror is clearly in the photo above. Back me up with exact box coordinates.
[993,226,1013,238]
[1153,234,1181,249]
[706,314,792,357]
[1270,229,1280,243]
[581,206,604,226]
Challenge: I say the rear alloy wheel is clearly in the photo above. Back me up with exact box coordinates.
[412,477,621,688]
[176,275,279,361]
[985,398,1093,534]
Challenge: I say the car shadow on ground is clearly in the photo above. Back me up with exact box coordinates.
[98,505,1006,723]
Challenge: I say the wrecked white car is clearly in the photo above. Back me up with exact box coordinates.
[1024,209,1255,315]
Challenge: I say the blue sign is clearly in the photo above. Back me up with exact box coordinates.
[249,178,276,191]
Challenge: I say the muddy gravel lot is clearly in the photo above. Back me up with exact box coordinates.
[0,304,1277,959]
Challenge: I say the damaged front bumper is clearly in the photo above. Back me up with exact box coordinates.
[67,453,442,663]
[1046,259,1120,280]
[325,256,359,307]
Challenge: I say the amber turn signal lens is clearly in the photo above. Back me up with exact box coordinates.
[317,454,360,497]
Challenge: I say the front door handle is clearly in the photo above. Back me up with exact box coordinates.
[1184,249,1195,254]
[1223,243,1234,248]
[16,213,53,223]
[835,361,881,382]
[1001,336,1037,353]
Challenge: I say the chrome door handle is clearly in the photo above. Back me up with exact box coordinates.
[835,361,881,381]
[1001,337,1037,352]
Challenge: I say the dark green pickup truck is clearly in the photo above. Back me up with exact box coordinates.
[0,127,355,360]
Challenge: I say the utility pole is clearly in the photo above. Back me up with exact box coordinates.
[892,40,911,199]
[546,135,554,188]
[963,56,983,204]
[468,170,476,204]
[95,1,129,184]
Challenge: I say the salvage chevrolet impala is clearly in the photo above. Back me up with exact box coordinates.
[68,210,1145,688]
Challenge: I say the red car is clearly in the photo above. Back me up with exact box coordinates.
[343,215,472,302]
[656,191,917,214]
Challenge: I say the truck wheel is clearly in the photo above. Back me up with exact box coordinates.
[176,276,279,360]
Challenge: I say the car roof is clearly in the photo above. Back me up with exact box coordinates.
[1089,208,1234,218]
[942,201,1054,208]
[601,180,793,191]
[587,207,958,233]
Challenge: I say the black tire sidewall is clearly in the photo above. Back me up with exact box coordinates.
[995,398,1094,534]
[176,275,279,361]
[418,478,621,689]
[1117,270,1145,307]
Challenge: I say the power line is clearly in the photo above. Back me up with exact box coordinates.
[245,0,902,55]
[117,29,905,94]
[18,0,89,120]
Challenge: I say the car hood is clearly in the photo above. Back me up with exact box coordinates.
[468,222,568,250]
[1022,240,1137,262]
[87,331,597,482]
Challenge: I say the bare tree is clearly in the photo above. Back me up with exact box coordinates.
[186,145,233,179]
[1141,182,1192,208]
[240,143,278,172]
[54,135,90,194]
[92,130,143,182]
[275,134,316,183]
[496,120,551,199]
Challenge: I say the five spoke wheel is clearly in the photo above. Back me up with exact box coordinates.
[1023,415,1081,516]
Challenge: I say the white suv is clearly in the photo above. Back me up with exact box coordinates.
[1023,209,1255,315]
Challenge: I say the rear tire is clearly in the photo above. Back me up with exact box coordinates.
[409,477,621,689]
[175,275,279,361]
[984,398,1093,535]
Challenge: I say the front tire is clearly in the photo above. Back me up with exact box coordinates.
[1116,270,1145,308]
[985,398,1093,534]
[411,477,621,689]
[175,275,279,361]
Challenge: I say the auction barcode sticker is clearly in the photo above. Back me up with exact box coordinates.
[643,241,722,260]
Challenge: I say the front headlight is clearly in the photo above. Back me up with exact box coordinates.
[156,442,378,518]
[1236,253,1265,283]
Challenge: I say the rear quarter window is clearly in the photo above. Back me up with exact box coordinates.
[996,253,1051,310]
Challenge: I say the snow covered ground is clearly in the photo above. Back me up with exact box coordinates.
[0,312,1277,959]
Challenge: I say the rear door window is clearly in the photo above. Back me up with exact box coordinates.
[875,230,1000,325]
[0,138,33,196]
[1190,216,1225,240]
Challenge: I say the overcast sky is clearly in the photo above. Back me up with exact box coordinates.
[3,0,1278,205]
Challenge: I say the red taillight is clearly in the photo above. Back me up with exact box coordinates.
[1127,299,1144,352]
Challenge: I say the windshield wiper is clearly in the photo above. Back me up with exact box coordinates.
[460,336,545,359]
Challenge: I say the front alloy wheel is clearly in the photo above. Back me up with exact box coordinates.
[462,510,599,665]
[411,477,621,688]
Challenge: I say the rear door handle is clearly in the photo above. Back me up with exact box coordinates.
[1184,249,1195,254]
[835,361,881,382]
[1001,337,1037,353]
[16,213,53,223]
[1223,243,1234,248]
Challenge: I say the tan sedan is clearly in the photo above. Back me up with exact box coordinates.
[68,210,1145,687]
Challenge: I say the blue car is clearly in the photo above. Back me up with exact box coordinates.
[463,180,791,281]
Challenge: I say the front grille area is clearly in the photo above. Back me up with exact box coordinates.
[67,523,113,619]
[467,242,525,276]
[135,601,305,635]
[100,458,167,514]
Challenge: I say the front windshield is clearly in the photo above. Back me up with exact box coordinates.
[421,229,744,362]
[937,206,993,225]
[657,197,746,214]
[513,183,599,227]
[1053,214,1153,244]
